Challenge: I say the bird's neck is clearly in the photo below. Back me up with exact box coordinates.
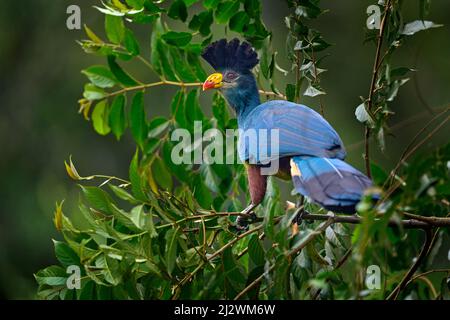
[222,77,260,122]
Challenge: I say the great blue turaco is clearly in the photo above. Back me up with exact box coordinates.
[201,38,374,230]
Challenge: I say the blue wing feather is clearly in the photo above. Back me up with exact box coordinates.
[291,156,374,213]
[238,101,346,163]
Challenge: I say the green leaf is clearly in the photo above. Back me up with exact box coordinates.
[212,92,229,129]
[84,25,103,43]
[80,185,115,214]
[295,2,322,19]
[124,28,140,56]
[92,100,111,136]
[154,38,178,81]
[129,150,147,201]
[130,91,147,149]
[285,84,296,102]
[204,0,220,10]
[96,285,113,300]
[150,19,164,76]
[143,1,163,13]
[166,228,179,275]
[83,84,106,100]
[82,66,117,88]
[105,15,125,44]
[79,281,96,300]
[107,55,140,87]
[152,157,173,191]
[35,266,67,286]
[229,11,250,33]
[109,185,137,203]
[148,117,170,138]
[189,10,213,36]
[171,90,186,127]
[94,4,125,16]
[419,0,431,20]
[187,51,207,81]
[200,165,220,193]
[129,205,158,237]
[168,0,188,22]
[192,174,213,208]
[161,31,192,47]
[248,234,265,266]
[168,47,197,82]
[370,162,388,186]
[53,240,80,267]
[215,1,240,24]
[109,94,127,140]
[390,67,415,78]
[96,255,122,286]
[387,78,410,102]
[401,20,443,36]
[183,0,199,6]
[244,0,261,18]
[185,89,204,126]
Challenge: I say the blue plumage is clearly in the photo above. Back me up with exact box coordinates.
[238,101,346,164]
[201,39,374,214]
[290,157,374,213]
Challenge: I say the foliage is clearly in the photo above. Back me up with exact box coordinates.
[36,0,449,300]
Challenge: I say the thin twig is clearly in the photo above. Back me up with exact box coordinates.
[346,105,449,152]
[412,41,435,115]
[295,50,301,104]
[387,228,434,300]
[172,223,267,298]
[311,247,353,300]
[364,0,393,178]
[258,90,286,99]
[310,46,324,116]
[382,112,450,201]
[384,106,450,188]
[233,217,335,300]
[406,269,450,287]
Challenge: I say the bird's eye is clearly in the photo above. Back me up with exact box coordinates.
[225,72,238,81]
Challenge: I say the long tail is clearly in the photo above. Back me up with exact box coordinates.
[290,156,374,213]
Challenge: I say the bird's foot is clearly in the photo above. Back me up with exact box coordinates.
[293,205,308,225]
[234,204,257,232]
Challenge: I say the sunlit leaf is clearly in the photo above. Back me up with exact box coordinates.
[105,15,125,44]
[92,100,111,135]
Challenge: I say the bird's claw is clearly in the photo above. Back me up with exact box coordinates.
[235,212,257,232]
[293,206,308,225]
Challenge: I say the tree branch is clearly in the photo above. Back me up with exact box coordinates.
[299,211,448,229]
[387,228,434,300]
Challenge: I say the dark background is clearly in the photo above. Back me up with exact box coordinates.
[0,1,449,299]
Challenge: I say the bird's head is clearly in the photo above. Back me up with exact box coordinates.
[201,39,260,116]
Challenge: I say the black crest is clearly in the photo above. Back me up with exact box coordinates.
[201,38,259,72]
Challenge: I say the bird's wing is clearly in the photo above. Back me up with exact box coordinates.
[238,101,346,164]
[290,156,374,213]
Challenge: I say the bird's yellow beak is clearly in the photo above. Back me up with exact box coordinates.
[202,73,223,91]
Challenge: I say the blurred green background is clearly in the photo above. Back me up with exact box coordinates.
[0,0,449,299]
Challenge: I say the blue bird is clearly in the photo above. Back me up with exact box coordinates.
[201,38,374,221]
